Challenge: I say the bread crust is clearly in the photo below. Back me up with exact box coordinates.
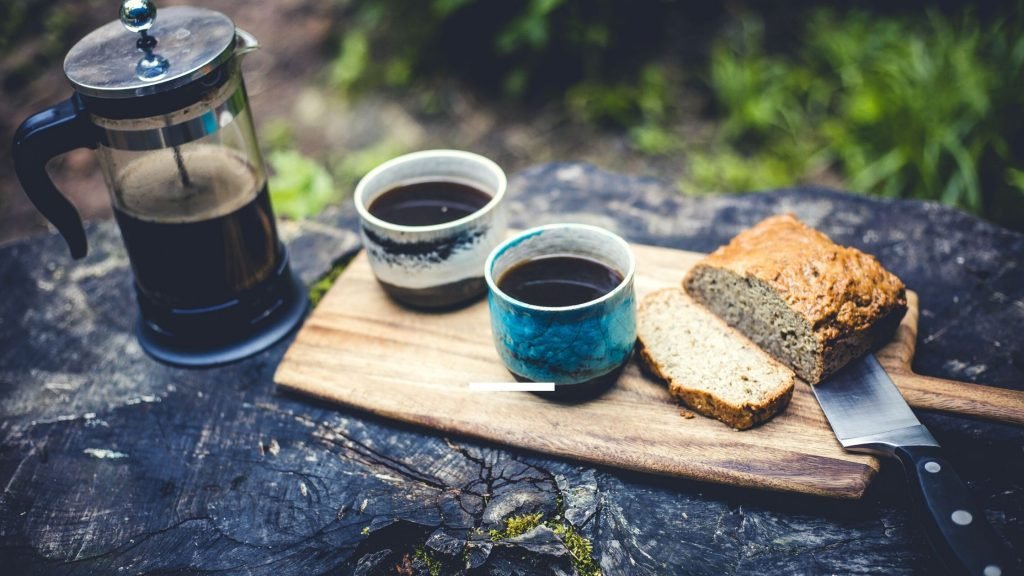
[638,341,794,430]
[684,214,908,383]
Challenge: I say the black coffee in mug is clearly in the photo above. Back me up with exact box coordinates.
[367,179,491,226]
[497,255,624,307]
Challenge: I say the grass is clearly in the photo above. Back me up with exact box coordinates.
[691,7,1024,228]
[319,2,1024,230]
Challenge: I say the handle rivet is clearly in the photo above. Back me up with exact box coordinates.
[924,461,941,473]
[951,510,973,525]
[984,565,1002,576]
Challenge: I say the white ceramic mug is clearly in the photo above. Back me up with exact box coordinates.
[354,150,508,308]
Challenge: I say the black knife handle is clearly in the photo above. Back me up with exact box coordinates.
[895,445,1018,576]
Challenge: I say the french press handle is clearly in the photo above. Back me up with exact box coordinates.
[12,94,97,259]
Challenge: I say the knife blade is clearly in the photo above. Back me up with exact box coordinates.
[813,354,1016,576]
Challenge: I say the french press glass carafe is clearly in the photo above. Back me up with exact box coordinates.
[12,0,308,367]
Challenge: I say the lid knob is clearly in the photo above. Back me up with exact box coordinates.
[119,0,168,81]
[64,5,240,99]
[120,0,157,34]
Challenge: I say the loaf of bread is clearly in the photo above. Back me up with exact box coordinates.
[683,214,907,384]
[637,288,796,430]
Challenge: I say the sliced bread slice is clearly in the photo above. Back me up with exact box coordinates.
[637,288,796,430]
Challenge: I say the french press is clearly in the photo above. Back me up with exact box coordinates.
[12,0,308,366]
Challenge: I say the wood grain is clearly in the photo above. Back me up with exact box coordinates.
[879,292,1024,426]
[274,242,1023,499]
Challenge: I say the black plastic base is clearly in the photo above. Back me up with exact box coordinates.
[136,267,308,368]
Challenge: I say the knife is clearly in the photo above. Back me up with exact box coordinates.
[812,354,1016,576]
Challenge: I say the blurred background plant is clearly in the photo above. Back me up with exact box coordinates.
[2,0,1023,241]
[319,0,1024,230]
[695,7,1024,222]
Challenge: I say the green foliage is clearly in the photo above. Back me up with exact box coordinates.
[488,511,603,575]
[267,150,337,220]
[568,65,671,124]
[496,0,565,55]
[413,546,442,576]
[262,118,296,152]
[567,63,678,154]
[329,30,371,92]
[682,149,804,195]
[433,0,475,18]
[0,2,27,52]
[698,7,1024,226]
[330,0,661,131]
[566,82,639,127]
[262,122,404,222]
[488,512,543,541]
[630,124,678,156]
[308,260,347,308]
[551,522,601,576]
[324,1,1024,227]
[809,9,993,210]
[43,6,74,58]
[1008,168,1024,194]
[331,139,411,192]
[327,2,439,95]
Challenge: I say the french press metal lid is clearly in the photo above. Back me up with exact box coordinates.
[64,0,261,121]
[67,1,242,95]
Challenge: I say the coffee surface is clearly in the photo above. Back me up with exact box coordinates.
[112,145,263,223]
[368,180,491,226]
[497,255,623,307]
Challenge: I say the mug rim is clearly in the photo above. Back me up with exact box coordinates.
[484,223,636,313]
[353,149,508,234]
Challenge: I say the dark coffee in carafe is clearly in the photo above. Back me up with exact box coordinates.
[113,146,279,310]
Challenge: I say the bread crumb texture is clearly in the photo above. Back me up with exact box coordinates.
[637,288,795,430]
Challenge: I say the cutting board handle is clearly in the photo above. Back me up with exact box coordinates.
[877,292,1024,426]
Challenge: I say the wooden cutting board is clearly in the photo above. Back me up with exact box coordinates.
[275,242,1024,499]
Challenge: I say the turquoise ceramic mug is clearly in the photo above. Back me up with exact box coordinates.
[484,224,637,387]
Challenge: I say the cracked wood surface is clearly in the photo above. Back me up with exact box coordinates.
[1,163,1022,574]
